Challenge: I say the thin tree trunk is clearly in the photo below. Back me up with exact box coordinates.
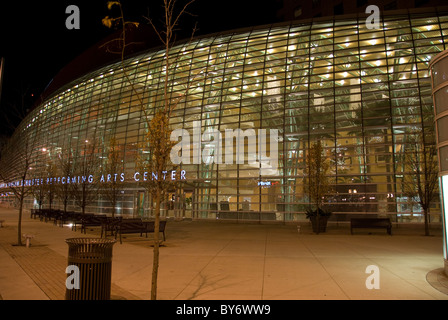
[17,185,25,246]
[151,187,161,300]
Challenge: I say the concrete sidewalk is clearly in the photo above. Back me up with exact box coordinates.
[0,206,447,300]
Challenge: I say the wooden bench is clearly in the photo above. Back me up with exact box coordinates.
[30,209,38,219]
[74,214,93,231]
[40,209,59,223]
[115,219,147,244]
[101,217,122,238]
[31,209,45,220]
[350,218,392,235]
[55,211,77,228]
[80,215,107,234]
[31,208,41,219]
[144,220,167,241]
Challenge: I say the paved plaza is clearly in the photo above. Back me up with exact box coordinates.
[0,206,447,300]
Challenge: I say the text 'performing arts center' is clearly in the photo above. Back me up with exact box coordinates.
[2,8,448,223]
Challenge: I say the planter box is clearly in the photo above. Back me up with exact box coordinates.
[310,216,329,233]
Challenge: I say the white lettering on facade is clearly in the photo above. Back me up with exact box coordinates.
[0,171,186,189]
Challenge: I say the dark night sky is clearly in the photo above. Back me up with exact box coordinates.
[0,0,281,135]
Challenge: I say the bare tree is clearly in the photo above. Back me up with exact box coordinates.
[304,140,333,234]
[102,0,197,300]
[0,76,41,245]
[29,151,56,210]
[0,125,39,245]
[402,133,439,236]
[145,0,198,300]
[71,139,100,215]
[45,159,57,210]
[55,151,74,213]
[30,171,45,210]
[101,137,125,217]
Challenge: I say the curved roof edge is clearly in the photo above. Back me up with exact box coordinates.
[34,23,162,107]
[35,5,448,108]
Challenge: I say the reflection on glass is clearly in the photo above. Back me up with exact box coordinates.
[3,9,445,223]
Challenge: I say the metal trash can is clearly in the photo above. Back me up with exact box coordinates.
[65,238,116,300]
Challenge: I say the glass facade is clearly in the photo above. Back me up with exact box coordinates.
[2,9,448,222]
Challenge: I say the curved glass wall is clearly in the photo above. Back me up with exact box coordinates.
[1,9,447,222]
